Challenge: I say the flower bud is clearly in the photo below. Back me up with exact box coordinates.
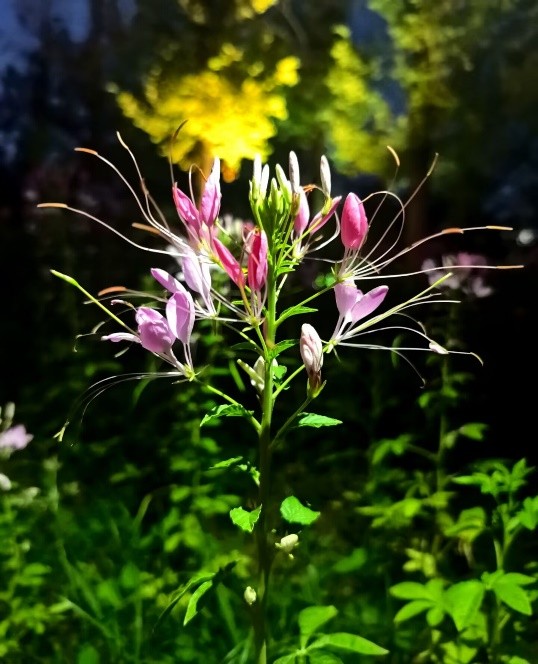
[341,192,368,251]
[244,586,257,605]
[320,155,331,196]
[289,151,300,195]
[275,533,299,558]
[300,324,323,395]
[247,230,268,292]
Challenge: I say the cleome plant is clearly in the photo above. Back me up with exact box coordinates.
[38,132,523,663]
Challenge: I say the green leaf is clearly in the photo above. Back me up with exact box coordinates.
[517,495,538,530]
[394,600,432,623]
[210,456,245,469]
[299,605,338,647]
[200,404,254,427]
[295,413,342,429]
[507,657,531,664]
[280,496,320,525]
[273,655,298,664]
[229,506,262,533]
[389,582,432,601]
[309,633,388,656]
[270,339,297,358]
[183,580,214,625]
[332,547,367,573]
[154,573,215,631]
[308,651,344,664]
[445,580,485,631]
[77,644,100,664]
[277,305,318,326]
[458,422,488,441]
[426,605,445,627]
[492,580,532,615]
[501,573,536,587]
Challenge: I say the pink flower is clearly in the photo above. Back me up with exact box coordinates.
[332,281,389,342]
[135,307,175,353]
[293,188,310,237]
[0,424,33,452]
[340,193,368,251]
[173,157,221,244]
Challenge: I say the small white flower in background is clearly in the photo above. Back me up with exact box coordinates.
[275,533,299,559]
[244,586,257,605]
[0,473,12,491]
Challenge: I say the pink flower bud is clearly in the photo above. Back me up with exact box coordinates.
[247,230,268,292]
[172,185,200,233]
[293,188,310,237]
[341,193,368,250]
[200,157,222,226]
[300,323,323,392]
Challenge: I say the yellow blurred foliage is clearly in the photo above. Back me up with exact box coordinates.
[116,54,299,181]
[323,26,405,176]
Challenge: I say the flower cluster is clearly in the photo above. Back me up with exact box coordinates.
[40,138,519,393]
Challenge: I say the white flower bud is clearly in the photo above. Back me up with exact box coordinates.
[300,324,323,394]
[289,151,300,195]
[320,155,331,196]
[275,533,299,558]
[244,586,257,605]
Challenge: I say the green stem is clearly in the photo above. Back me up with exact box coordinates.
[252,263,278,664]
[271,396,312,450]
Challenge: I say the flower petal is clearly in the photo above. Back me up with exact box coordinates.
[166,290,195,345]
[350,285,389,324]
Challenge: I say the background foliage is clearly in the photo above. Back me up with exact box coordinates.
[1,0,537,661]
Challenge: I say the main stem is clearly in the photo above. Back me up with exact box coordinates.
[253,265,278,664]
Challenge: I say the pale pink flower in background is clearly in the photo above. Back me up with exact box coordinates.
[0,425,33,452]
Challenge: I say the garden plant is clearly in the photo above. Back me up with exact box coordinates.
[10,132,532,663]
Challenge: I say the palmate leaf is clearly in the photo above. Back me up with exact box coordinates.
[394,599,433,623]
[492,579,533,615]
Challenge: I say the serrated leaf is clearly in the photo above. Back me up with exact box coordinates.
[295,413,342,429]
[270,339,297,358]
[299,605,338,647]
[200,404,254,427]
[394,600,432,623]
[309,633,388,656]
[277,305,318,326]
[229,506,262,533]
[183,580,214,625]
[280,496,320,525]
[492,580,532,615]
[445,580,485,631]
[389,582,433,601]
